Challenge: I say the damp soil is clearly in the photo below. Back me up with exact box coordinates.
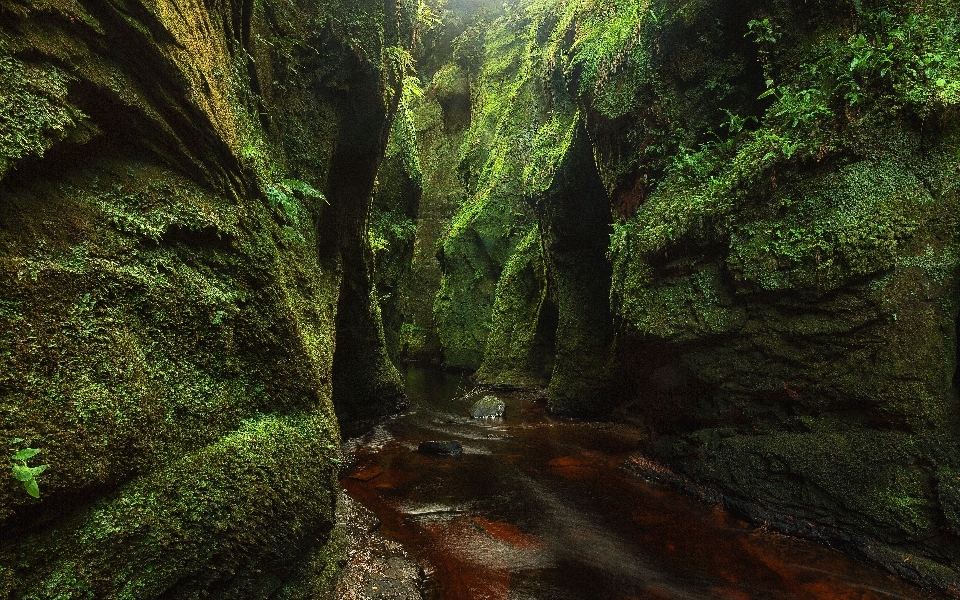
[341,365,932,600]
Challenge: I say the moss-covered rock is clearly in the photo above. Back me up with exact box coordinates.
[434,184,535,369]
[430,0,619,410]
[533,122,615,414]
[475,225,554,386]
[400,64,471,362]
[0,0,410,595]
[416,0,960,588]
[600,0,960,583]
[2,412,339,598]
[370,0,505,366]
[371,96,423,364]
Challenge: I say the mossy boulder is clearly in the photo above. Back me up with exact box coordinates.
[469,395,505,419]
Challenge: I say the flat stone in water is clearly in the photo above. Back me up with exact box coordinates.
[417,440,463,457]
[349,465,384,481]
[470,395,505,419]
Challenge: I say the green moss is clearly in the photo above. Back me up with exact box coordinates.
[620,262,744,342]
[2,412,339,599]
[0,53,97,179]
[430,63,468,98]
[671,425,937,539]
[0,157,337,522]
[371,97,424,361]
[434,181,536,369]
[475,225,553,386]
[728,158,947,293]
[432,0,579,370]
[396,66,468,361]
[0,0,403,594]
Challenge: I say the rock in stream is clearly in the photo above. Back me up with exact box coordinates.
[417,440,463,457]
[470,395,505,419]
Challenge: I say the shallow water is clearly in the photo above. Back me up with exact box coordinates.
[341,365,930,600]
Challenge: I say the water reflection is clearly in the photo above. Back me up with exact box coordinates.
[342,365,928,600]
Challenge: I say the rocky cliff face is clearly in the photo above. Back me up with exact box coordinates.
[0,0,408,596]
[382,0,504,367]
[416,0,960,589]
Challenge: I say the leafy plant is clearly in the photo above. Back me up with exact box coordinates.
[9,439,49,499]
[384,45,417,98]
[746,17,782,47]
[762,87,834,130]
[265,178,326,224]
[824,7,960,111]
[412,0,444,51]
[746,17,783,88]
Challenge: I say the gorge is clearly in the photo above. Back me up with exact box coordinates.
[1,0,959,598]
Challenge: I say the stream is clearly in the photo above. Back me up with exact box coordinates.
[341,365,929,600]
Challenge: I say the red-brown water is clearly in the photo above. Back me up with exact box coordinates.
[341,365,932,600]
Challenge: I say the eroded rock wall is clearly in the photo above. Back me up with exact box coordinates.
[601,4,960,584]
[424,0,960,588]
[0,0,406,596]
[389,0,510,368]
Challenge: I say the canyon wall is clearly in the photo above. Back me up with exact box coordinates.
[416,0,960,589]
[0,0,409,596]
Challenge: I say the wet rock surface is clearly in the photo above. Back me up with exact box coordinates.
[417,440,464,457]
[469,395,506,419]
[333,492,428,600]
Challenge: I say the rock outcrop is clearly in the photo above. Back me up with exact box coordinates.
[469,395,504,419]
[0,0,411,596]
[414,0,960,590]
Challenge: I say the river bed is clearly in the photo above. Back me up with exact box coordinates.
[341,365,929,600]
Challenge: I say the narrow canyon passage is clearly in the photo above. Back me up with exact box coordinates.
[342,366,928,600]
[2,2,959,597]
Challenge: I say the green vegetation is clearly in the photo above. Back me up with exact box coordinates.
[0,0,407,595]
[475,226,552,386]
[0,53,97,180]
[369,106,423,361]
[267,179,326,227]
[8,440,48,499]
[390,0,960,587]
[3,0,960,594]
